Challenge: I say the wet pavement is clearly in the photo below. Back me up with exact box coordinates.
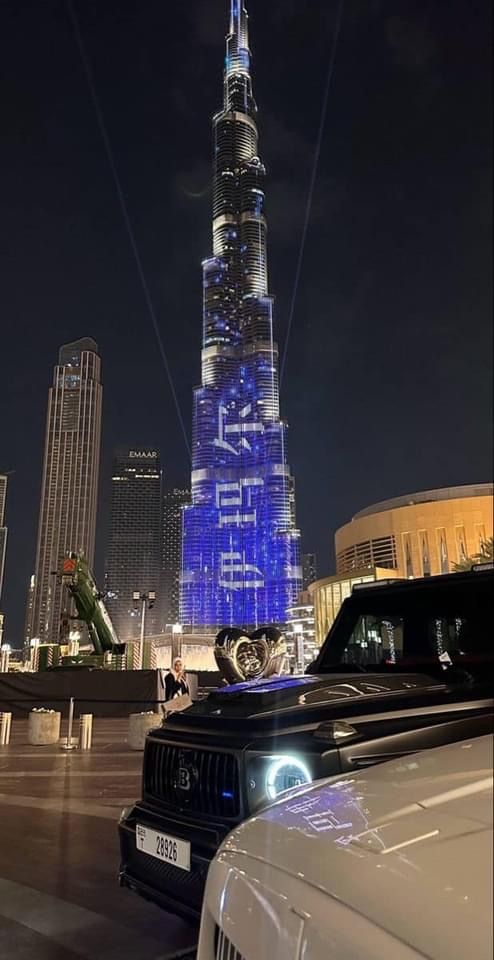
[0,719,198,960]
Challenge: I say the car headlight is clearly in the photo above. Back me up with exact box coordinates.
[246,752,315,810]
[265,755,312,800]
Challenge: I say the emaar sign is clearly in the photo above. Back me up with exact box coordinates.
[128,450,157,459]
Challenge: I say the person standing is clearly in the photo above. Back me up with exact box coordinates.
[165,657,190,701]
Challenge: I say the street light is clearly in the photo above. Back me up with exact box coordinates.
[132,591,156,669]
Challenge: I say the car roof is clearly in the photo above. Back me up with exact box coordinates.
[345,565,493,603]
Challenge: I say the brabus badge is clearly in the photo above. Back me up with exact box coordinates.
[174,754,198,794]
[177,766,192,791]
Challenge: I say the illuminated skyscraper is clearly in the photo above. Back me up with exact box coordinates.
[302,553,318,591]
[162,487,190,627]
[105,448,162,641]
[27,339,102,642]
[181,1,301,627]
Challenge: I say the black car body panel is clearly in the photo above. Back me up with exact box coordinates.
[118,568,494,921]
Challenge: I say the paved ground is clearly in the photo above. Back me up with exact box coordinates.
[0,719,198,960]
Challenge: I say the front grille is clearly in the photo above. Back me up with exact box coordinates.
[216,927,245,960]
[144,739,241,818]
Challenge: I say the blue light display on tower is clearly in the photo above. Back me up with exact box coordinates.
[180,0,301,628]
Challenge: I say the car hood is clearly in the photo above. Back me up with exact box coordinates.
[178,671,446,724]
[220,735,493,959]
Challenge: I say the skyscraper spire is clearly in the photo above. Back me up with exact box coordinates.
[224,0,254,116]
[229,0,249,53]
[181,2,301,629]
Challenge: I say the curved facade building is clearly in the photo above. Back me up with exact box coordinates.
[181,1,301,628]
[335,484,493,579]
[309,567,402,646]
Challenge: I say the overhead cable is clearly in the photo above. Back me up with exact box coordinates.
[67,0,191,458]
[279,0,345,386]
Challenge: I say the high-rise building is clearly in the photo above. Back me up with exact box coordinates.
[105,448,162,641]
[27,338,102,643]
[24,574,35,653]
[0,474,8,643]
[162,487,190,627]
[181,1,301,628]
[302,553,318,591]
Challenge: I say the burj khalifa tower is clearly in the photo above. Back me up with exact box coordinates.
[180,0,301,628]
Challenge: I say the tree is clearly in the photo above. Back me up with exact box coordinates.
[452,537,494,572]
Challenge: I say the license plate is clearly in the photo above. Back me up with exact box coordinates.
[136,824,191,872]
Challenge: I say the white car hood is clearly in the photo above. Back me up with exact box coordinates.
[221,736,493,960]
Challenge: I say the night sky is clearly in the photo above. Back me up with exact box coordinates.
[0,0,492,644]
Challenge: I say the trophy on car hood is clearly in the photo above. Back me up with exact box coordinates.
[214,626,287,684]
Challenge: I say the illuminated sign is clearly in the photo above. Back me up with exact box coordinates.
[128,451,157,459]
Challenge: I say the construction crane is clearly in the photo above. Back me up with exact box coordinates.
[61,552,124,656]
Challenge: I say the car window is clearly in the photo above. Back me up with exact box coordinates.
[429,614,487,658]
[338,609,488,669]
[341,614,404,666]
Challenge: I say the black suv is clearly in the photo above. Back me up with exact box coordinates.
[119,567,493,921]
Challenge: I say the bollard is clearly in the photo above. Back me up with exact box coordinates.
[60,697,78,750]
[28,709,61,745]
[79,714,93,750]
[0,712,12,746]
[128,712,161,750]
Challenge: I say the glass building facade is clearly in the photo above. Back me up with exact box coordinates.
[309,568,403,646]
[27,339,102,643]
[181,1,301,628]
[162,487,190,627]
[285,593,317,673]
[105,448,162,642]
[302,552,318,591]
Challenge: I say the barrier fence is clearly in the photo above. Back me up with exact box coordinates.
[0,669,219,718]
[0,672,221,748]
[0,667,224,751]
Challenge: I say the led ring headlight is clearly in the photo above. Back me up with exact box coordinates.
[265,756,312,800]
